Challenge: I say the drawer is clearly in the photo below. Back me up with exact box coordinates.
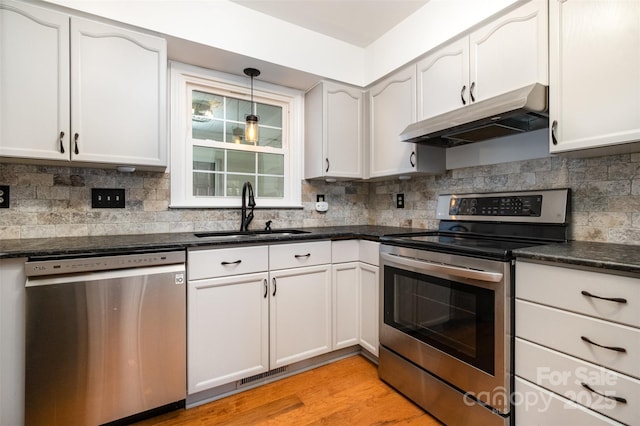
[516,300,640,379]
[515,377,623,425]
[331,240,359,263]
[359,240,380,266]
[269,241,331,270]
[188,245,269,280]
[517,261,640,327]
[516,338,639,425]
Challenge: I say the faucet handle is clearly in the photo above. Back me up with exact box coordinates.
[265,220,272,231]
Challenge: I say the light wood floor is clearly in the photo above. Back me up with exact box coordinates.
[135,355,441,425]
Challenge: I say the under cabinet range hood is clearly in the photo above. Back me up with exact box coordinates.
[401,83,548,148]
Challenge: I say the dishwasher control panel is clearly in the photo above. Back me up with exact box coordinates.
[25,251,186,277]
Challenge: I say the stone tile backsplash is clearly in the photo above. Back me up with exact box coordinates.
[1,151,639,244]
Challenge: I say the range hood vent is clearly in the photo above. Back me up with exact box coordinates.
[401,83,548,148]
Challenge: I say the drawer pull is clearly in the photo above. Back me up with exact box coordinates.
[295,253,311,259]
[581,290,627,304]
[221,260,242,266]
[263,279,268,298]
[581,382,627,404]
[581,336,627,353]
[272,277,277,296]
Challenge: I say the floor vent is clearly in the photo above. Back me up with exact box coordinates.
[239,367,288,386]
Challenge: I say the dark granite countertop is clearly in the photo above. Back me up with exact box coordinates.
[514,241,640,274]
[0,225,419,259]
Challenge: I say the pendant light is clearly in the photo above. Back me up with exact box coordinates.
[244,67,260,143]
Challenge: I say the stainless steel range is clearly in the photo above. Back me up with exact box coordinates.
[378,189,570,426]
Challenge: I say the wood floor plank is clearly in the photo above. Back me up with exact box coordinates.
[134,355,441,425]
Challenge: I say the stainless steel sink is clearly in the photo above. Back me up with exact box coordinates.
[194,229,310,239]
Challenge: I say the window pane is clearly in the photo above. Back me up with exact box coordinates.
[228,151,255,174]
[193,146,225,171]
[226,97,252,122]
[193,172,223,196]
[259,127,282,148]
[258,153,284,175]
[258,176,284,198]
[193,118,224,141]
[257,103,282,127]
[193,91,223,119]
[226,122,246,145]
[227,175,255,197]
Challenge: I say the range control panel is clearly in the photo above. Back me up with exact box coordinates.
[449,195,543,217]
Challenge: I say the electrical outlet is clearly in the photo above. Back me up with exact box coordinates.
[0,185,9,208]
[316,194,325,202]
[92,188,125,208]
[396,193,405,209]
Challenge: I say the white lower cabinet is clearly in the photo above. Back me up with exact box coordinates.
[187,272,269,394]
[515,259,638,425]
[331,240,380,356]
[270,264,332,368]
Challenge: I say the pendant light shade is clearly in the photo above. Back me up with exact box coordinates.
[244,68,260,143]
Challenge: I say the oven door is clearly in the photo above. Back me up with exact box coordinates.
[379,244,512,414]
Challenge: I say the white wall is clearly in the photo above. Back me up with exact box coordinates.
[43,0,520,87]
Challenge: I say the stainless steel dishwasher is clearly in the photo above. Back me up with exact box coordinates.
[24,250,186,426]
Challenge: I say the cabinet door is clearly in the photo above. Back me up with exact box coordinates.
[70,17,167,168]
[470,0,548,102]
[417,37,469,120]
[188,272,269,393]
[332,262,360,350]
[359,263,379,356]
[368,65,417,178]
[549,0,640,153]
[0,0,70,161]
[325,83,363,179]
[270,265,331,368]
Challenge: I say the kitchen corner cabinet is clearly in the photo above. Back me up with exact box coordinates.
[549,0,640,155]
[331,240,380,356]
[305,81,363,180]
[269,241,332,368]
[187,246,269,394]
[0,0,167,169]
[515,260,640,425]
[417,0,548,121]
[368,65,419,178]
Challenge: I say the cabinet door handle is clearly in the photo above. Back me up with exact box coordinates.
[294,253,311,259]
[325,158,330,173]
[263,278,268,298]
[469,82,476,102]
[409,151,416,168]
[74,133,79,155]
[581,382,627,404]
[460,85,467,105]
[59,131,65,154]
[221,260,242,266]
[272,277,277,296]
[551,120,558,145]
[581,290,627,304]
[581,336,626,353]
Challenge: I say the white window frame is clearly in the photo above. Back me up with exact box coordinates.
[169,62,303,208]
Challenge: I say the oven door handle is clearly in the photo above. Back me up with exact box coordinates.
[381,252,504,283]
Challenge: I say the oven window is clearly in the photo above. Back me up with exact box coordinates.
[384,266,495,375]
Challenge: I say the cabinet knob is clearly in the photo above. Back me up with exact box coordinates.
[460,85,467,105]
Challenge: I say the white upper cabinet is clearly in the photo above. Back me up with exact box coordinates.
[0,0,167,169]
[305,81,363,180]
[368,64,418,178]
[70,17,167,168]
[549,0,640,155]
[417,0,548,121]
[0,0,70,161]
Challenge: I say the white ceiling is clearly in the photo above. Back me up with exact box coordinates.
[230,0,429,47]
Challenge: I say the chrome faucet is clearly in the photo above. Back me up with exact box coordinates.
[240,181,256,231]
